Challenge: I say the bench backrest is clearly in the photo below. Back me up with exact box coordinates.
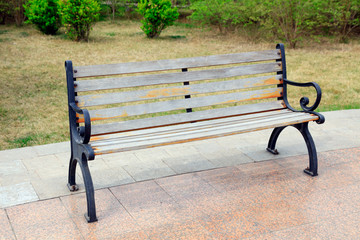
[66,45,286,136]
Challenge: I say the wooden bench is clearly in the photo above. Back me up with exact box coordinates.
[65,43,325,222]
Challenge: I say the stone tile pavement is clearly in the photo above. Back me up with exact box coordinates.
[0,109,359,239]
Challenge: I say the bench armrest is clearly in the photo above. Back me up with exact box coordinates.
[69,102,91,144]
[283,79,325,124]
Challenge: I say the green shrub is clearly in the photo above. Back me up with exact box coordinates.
[24,0,61,35]
[260,0,320,48]
[137,0,179,38]
[0,0,12,24]
[312,0,360,43]
[189,0,260,34]
[58,0,101,41]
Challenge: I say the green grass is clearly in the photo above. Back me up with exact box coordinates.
[0,20,359,150]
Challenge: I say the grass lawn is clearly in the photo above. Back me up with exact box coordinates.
[0,20,359,150]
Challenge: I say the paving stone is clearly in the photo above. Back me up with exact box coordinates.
[0,209,16,240]
[0,146,37,161]
[0,172,32,187]
[194,141,253,167]
[61,188,122,217]
[22,155,67,179]
[164,144,205,158]
[162,155,216,174]
[0,182,39,208]
[162,144,216,174]
[32,141,70,156]
[133,147,172,162]
[31,175,73,200]
[0,159,28,177]
[7,198,82,240]
[103,152,176,182]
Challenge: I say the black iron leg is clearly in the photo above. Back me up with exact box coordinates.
[266,126,287,154]
[293,122,318,176]
[67,157,79,191]
[77,153,97,222]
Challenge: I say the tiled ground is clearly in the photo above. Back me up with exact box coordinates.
[1,147,360,239]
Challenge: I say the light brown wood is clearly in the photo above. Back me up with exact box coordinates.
[90,101,286,135]
[91,108,291,143]
[92,112,318,155]
[75,63,281,92]
[73,50,280,78]
[77,87,283,123]
[76,75,282,107]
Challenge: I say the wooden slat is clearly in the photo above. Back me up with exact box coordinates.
[91,108,291,143]
[78,87,283,123]
[92,113,318,154]
[74,50,280,78]
[76,75,282,107]
[90,101,286,135]
[75,62,281,92]
[92,111,304,146]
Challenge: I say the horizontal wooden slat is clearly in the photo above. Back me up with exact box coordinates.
[74,50,280,78]
[91,108,291,143]
[78,87,283,123]
[90,101,286,135]
[76,75,282,107]
[92,112,318,154]
[75,62,282,92]
[92,111,303,146]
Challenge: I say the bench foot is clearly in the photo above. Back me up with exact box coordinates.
[85,213,98,223]
[304,167,318,177]
[267,126,287,155]
[67,183,79,192]
[266,147,279,155]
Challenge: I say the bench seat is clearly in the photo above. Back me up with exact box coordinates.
[91,107,318,155]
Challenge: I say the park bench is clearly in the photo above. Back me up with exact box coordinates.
[65,43,325,222]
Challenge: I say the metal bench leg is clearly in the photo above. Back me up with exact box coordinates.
[67,156,79,192]
[266,126,287,155]
[77,153,98,222]
[293,122,318,176]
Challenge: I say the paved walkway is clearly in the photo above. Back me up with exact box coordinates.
[0,109,359,239]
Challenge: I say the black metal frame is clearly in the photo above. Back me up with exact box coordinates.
[266,43,325,176]
[65,60,97,222]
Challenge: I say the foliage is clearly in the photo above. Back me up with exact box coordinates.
[13,0,26,26]
[24,0,61,35]
[137,0,179,38]
[58,0,101,41]
[0,0,12,24]
[189,0,262,34]
[260,0,319,49]
[312,0,360,43]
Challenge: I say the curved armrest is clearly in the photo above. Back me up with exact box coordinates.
[284,79,322,112]
[69,102,91,144]
[283,79,325,124]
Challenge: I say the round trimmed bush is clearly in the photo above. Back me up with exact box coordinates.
[24,0,61,35]
[58,0,101,41]
[137,0,179,38]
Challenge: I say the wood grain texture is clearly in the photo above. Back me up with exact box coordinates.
[73,50,280,78]
[76,75,282,107]
[77,87,283,124]
[92,112,318,154]
[75,63,281,92]
[90,101,286,135]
